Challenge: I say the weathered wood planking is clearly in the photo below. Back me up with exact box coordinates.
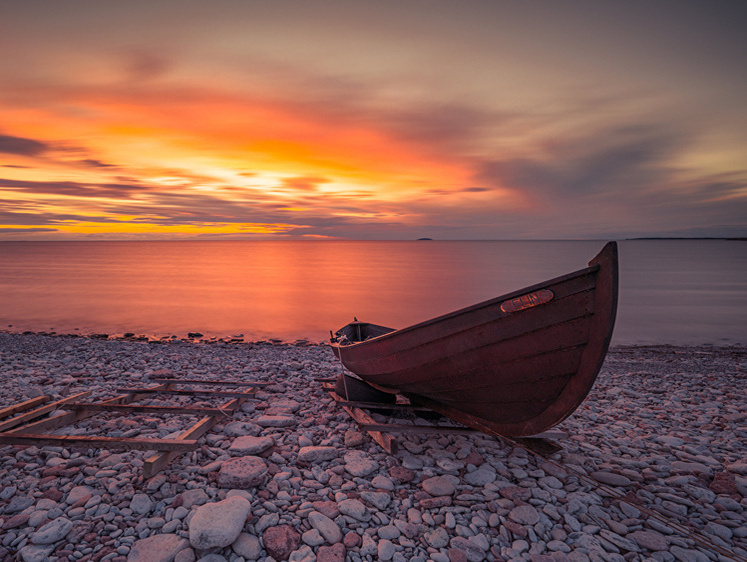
[5,384,173,435]
[0,433,198,451]
[0,396,49,420]
[0,392,93,433]
[150,378,269,387]
[116,388,260,399]
[63,403,232,416]
[142,387,256,478]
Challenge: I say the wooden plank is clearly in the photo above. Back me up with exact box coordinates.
[0,433,198,451]
[327,391,398,454]
[0,392,93,433]
[150,379,269,387]
[334,400,432,412]
[63,403,233,416]
[116,388,260,399]
[0,396,49,420]
[320,383,426,410]
[358,423,478,435]
[6,384,172,435]
[514,437,562,456]
[142,388,254,478]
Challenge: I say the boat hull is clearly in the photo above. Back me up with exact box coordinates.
[331,242,618,437]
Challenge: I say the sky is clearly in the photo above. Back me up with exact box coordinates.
[1,0,746,240]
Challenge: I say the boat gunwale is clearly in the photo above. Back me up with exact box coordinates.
[331,261,601,353]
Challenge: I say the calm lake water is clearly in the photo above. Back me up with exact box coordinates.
[0,240,745,345]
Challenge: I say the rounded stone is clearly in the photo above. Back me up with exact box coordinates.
[217,456,268,489]
[231,533,261,559]
[590,471,632,486]
[188,496,252,550]
[298,446,338,463]
[308,511,343,544]
[127,533,190,562]
[262,525,300,560]
[228,435,275,456]
[422,476,456,496]
[508,505,540,526]
[30,517,73,545]
[337,498,371,522]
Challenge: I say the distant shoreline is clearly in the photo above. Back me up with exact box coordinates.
[626,237,746,241]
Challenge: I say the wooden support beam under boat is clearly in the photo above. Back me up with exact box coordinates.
[357,423,478,435]
[326,391,398,455]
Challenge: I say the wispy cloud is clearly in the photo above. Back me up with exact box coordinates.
[0,134,50,156]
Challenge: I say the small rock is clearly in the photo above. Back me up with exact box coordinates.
[256,415,297,427]
[343,531,361,548]
[229,435,275,455]
[129,493,153,515]
[726,460,747,474]
[298,446,338,463]
[360,491,391,510]
[231,533,261,559]
[590,471,632,486]
[217,456,268,489]
[338,498,371,522]
[343,451,379,477]
[509,505,540,526]
[378,539,396,561]
[389,466,415,482]
[30,517,72,544]
[710,471,740,494]
[189,496,252,549]
[670,545,710,562]
[422,475,456,496]
[65,486,93,505]
[17,545,54,562]
[425,527,450,549]
[127,533,189,562]
[308,511,342,544]
[302,528,325,546]
[464,465,496,486]
[316,543,346,562]
[450,536,487,562]
[180,488,209,508]
[344,431,366,447]
[263,525,300,560]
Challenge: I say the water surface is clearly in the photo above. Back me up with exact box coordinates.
[1,240,744,345]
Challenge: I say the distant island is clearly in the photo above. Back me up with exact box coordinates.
[417,237,434,241]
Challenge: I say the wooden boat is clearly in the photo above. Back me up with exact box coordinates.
[330,242,618,437]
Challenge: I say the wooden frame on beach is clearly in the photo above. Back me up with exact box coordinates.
[322,381,563,456]
[0,378,264,477]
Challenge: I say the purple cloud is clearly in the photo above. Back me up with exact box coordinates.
[0,135,49,156]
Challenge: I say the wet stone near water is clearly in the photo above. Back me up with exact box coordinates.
[0,334,745,562]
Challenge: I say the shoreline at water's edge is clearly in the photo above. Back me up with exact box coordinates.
[2,328,746,351]
[0,332,745,561]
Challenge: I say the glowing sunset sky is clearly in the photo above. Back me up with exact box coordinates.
[1,1,746,239]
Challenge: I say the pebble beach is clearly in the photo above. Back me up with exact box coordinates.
[0,332,745,562]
